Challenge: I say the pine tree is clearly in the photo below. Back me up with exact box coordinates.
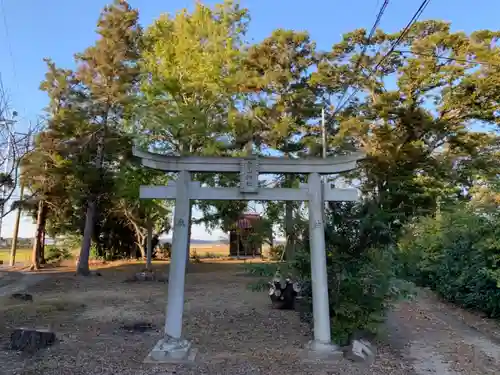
[74,0,142,275]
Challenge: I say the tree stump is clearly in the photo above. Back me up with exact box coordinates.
[10,293,33,302]
[9,328,56,352]
[121,322,155,333]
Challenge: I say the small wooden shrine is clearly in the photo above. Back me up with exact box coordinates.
[229,213,263,257]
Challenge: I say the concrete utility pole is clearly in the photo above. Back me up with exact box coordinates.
[0,134,11,240]
[9,178,24,266]
[10,133,30,267]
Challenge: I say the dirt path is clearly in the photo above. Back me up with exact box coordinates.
[386,289,500,374]
[0,263,499,374]
[0,271,47,296]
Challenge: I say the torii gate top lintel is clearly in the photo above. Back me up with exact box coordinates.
[132,147,365,174]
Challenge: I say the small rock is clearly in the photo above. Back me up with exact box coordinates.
[124,271,168,283]
[344,339,376,365]
[8,328,56,352]
[10,293,33,302]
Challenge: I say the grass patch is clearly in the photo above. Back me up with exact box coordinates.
[0,248,31,263]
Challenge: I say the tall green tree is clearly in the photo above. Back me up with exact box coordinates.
[73,0,142,275]
[242,29,319,259]
[139,0,251,239]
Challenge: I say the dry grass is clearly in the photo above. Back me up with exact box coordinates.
[2,258,500,374]
[0,259,408,375]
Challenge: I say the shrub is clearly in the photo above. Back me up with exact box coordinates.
[398,205,500,318]
[241,262,291,277]
[293,239,407,345]
[45,246,72,263]
[268,244,284,261]
[290,202,411,346]
[156,243,172,259]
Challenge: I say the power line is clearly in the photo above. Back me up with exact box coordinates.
[394,49,500,68]
[334,0,390,110]
[334,0,432,115]
[0,0,19,90]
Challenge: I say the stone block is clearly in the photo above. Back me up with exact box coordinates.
[9,328,56,352]
[300,340,343,365]
[144,337,197,364]
[344,339,376,365]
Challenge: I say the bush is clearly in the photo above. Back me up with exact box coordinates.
[398,205,500,318]
[156,243,172,259]
[241,262,291,277]
[45,246,73,263]
[293,240,407,345]
[290,203,411,346]
[268,244,284,261]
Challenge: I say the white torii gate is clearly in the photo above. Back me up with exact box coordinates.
[133,148,364,363]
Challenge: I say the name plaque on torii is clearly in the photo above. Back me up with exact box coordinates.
[239,157,259,193]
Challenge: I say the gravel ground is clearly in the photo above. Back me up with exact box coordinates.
[386,288,500,374]
[0,262,499,375]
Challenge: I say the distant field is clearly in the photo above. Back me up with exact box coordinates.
[0,244,270,264]
[0,248,31,263]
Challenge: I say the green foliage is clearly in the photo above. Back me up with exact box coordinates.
[241,262,282,277]
[156,243,172,259]
[268,244,284,261]
[292,205,410,346]
[45,246,72,263]
[398,204,500,318]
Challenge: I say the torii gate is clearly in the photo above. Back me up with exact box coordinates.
[133,148,364,363]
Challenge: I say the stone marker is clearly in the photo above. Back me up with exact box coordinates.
[9,328,56,352]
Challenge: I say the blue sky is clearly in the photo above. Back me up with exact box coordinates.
[0,0,499,240]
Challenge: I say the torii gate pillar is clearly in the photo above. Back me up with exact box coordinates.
[135,149,364,364]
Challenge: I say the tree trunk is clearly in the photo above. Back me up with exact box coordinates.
[30,200,47,271]
[40,229,46,265]
[78,125,106,276]
[77,199,96,276]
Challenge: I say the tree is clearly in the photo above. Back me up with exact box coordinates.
[312,21,500,234]
[139,0,251,241]
[73,0,142,275]
[113,161,171,258]
[242,29,320,259]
